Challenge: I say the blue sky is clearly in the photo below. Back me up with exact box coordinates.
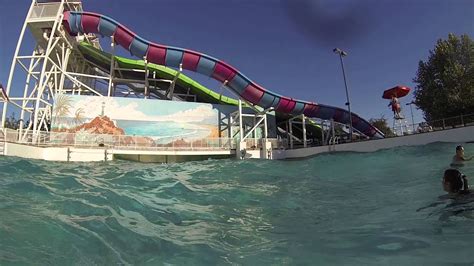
[1,0,473,125]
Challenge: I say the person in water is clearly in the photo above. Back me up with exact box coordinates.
[451,145,473,166]
[442,168,470,195]
[416,169,472,219]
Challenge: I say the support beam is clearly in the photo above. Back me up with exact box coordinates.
[144,56,149,98]
[19,50,37,137]
[238,99,243,141]
[33,14,64,139]
[167,63,182,100]
[321,120,325,145]
[242,116,266,141]
[107,36,115,97]
[302,114,307,148]
[2,0,35,128]
[289,120,293,149]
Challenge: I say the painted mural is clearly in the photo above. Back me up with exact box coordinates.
[51,95,236,146]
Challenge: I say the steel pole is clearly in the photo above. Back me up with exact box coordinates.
[338,54,353,142]
[408,103,415,132]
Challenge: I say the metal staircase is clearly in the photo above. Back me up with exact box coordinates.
[392,112,412,136]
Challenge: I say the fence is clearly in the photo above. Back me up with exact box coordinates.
[29,2,61,20]
[2,128,238,151]
[394,113,474,136]
[2,114,471,152]
[242,138,287,150]
[305,113,474,145]
[1,128,285,151]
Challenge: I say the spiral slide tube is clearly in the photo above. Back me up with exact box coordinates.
[63,11,384,138]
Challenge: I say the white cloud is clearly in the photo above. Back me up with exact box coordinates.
[159,105,216,123]
[71,97,150,121]
[67,96,217,123]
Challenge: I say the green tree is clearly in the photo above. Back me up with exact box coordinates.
[369,116,395,137]
[4,112,20,130]
[413,33,474,123]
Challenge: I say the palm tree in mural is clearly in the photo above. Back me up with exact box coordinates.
[52,94,72,130]
[73,107,85,127]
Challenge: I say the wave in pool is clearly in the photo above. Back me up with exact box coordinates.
[0,142,473,265]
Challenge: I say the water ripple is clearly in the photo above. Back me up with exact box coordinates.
[0,142,473,264]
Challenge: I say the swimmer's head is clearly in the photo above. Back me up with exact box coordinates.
[456,145,464,155]
[442,169,468,193]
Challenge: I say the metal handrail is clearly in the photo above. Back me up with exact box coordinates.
[391,113,474,137]
[3,128,291,151]
[3,128,237,151]
[2,114,472,152]
[324,113,473,144]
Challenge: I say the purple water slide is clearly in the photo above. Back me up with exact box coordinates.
[62,11,384,138]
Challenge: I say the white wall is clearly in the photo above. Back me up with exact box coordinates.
[110,149,232,156]
[285,126,474,159]
[4,126,472,162]
[69,148,112,162]
[5,143,110,162]
[43,147,69,161]
[4,143,230,162]
[5,143,46,159]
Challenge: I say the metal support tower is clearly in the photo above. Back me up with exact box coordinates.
[392,114,411,136]
[0,0,98,142]
[229,98,272,159]
[1,0,271,156]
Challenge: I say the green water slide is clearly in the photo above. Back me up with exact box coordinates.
[78,42,239,105]
[78,42,321,140]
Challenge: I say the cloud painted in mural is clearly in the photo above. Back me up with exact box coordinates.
[51,95,237,143]
[71,96,218,123]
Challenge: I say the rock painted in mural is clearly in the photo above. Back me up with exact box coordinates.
[51,95,237,146]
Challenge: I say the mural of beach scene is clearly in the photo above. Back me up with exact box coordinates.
[51,95,236,147]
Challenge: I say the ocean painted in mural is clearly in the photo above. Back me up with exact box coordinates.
[51,95,236,145]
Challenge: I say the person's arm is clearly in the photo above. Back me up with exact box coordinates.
[416,199,449,212]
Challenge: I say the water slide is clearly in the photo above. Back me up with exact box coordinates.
[63,11,384,138]
[78,42,323,141]
[78,42,239,105]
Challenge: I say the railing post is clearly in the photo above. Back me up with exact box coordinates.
[442,119,446,130]
[460,114,464,126]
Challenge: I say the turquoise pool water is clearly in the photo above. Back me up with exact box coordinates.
[0,142,473,265]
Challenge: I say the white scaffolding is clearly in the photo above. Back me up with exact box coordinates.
[1,0,90,141]
[228,99,273,159]
[1,1,174,141]
[1,0,274,159]
[392,107,412,136]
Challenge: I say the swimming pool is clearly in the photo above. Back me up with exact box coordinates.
[0,142,472,265]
